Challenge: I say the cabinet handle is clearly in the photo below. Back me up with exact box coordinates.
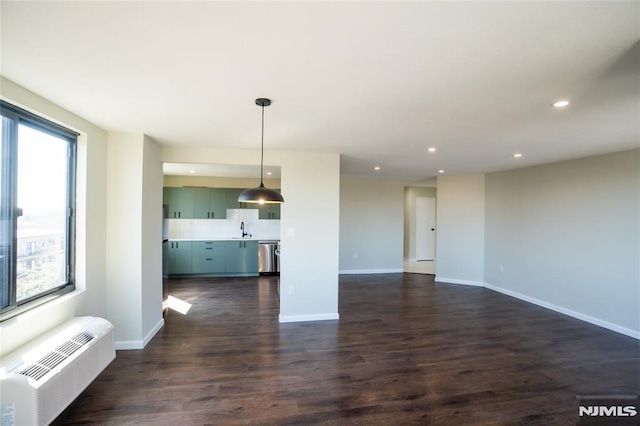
[178,212,181,218]
[205,258,213,261]
[205,247,212,250]
[211,212,214,218]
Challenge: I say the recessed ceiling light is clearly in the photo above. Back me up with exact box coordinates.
[553,100,570,108]
[266,171,272,176]
[428,147,436,153]
[374,166,381,171]
[438,170,445,173]
[189,170,195,174]
[513,153,522,158]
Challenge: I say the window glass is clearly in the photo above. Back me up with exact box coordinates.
[0,101,76,317]
[16,124,69,301]
[0,117,10,309]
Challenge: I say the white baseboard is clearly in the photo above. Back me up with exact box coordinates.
[279,313,339,323]
[115,318,165,350]
[435,276,484,287]
[115,340,142,350]
[339,269,403,275]
[484,282,640,340]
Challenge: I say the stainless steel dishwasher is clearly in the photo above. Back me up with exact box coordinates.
[258,241,279,275]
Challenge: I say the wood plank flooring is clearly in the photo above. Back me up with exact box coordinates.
[52,274,640,425]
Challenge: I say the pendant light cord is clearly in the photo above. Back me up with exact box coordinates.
[260,103,265,185]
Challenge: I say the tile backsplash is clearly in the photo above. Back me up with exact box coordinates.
[167,209,280,240]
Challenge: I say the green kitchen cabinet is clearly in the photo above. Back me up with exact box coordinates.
[225,188,259,210]
[225,240,259,274]
[163,187,178,217]
[163,187,194,219]
[225,188,244,209]
[191,241,226,273]
[168,241,192,274]
[193,188,227,219]
[258,191,281,219]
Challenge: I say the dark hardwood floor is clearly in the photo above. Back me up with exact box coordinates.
[53,273,640,425]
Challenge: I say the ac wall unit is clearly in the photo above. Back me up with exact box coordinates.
[0,316,115,426]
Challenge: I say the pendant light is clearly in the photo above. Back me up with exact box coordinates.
[238,98,284,204]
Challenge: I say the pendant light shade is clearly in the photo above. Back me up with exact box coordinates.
[238,98,284,204]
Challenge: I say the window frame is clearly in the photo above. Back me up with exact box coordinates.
[0,100,78,319]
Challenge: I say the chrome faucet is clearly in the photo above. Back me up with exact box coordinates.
[240,221,249,238]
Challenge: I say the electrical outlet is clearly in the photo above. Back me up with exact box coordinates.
[353,252,359,259]
[500,265,504,273]
[288,285,295,295]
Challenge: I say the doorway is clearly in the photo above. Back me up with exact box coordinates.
[403,187,437,275]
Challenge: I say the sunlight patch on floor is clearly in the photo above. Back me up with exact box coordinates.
[166,295,193,315]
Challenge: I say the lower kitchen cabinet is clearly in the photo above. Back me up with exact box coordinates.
[191,241,226,273]
[168,240,258,276]
[225,240,259,275]
[168,241,192,274]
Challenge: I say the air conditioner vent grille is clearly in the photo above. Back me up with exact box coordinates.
[72,332,94,346]
[19,364,50,381]
[56,340,80,356]
[18,331,96,381]
[38,351,67,369]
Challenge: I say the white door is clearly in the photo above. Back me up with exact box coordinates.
[416,197,436,261]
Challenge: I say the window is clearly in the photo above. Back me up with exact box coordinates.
[1,101,77,317]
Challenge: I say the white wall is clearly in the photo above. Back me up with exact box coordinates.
[161,146,341,323]
[0,78,109,357]
[141,135,163,341]
[279,152,340,321]
[339,177,405,273]
[435,174,485,286]
[404,186,437,260]
[106,133,163,348]
[484,150,640,337]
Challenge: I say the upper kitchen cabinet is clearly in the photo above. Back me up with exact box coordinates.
[163,187,194,219]
[258,190,281,219]
[226,188,252,210]
[193,188,227,219]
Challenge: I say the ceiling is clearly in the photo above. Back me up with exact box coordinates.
[1,2,638,182]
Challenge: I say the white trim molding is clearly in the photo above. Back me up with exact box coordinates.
[279,313,339,323]
[339,269,403,275]
[485,282,640,340]
[435,276,484,287]
[115,318,164,350]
